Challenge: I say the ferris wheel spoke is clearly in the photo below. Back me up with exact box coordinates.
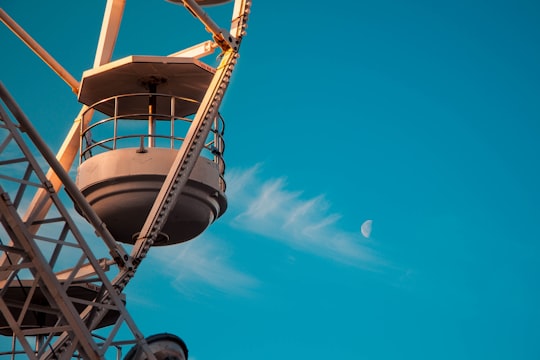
[0,8,79,93]
[93,0,125,68]
[169,40,218,59]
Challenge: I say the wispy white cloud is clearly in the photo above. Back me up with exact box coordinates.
[65,163,384,298]
[225,164,384,269]
[150,236,259,297]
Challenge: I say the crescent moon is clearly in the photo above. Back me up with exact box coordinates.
[361,220,372,238]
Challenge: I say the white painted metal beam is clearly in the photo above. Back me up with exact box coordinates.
[0,8,79,93]
[169,40,217,59]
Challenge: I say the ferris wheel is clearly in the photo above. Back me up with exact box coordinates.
[0,0,250,358]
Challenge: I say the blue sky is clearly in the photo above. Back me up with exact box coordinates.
[1,0,540,359]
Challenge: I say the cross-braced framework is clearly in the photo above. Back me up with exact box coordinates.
[0,83,149,359]
[0,0,251,358]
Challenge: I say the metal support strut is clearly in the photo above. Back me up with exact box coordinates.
[0,83,155,359]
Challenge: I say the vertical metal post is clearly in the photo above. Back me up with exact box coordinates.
[114,95,119,150]
[80,111,85,163]
[212,115,219,162]
[148,85,157,148]
[170,96,175,149]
